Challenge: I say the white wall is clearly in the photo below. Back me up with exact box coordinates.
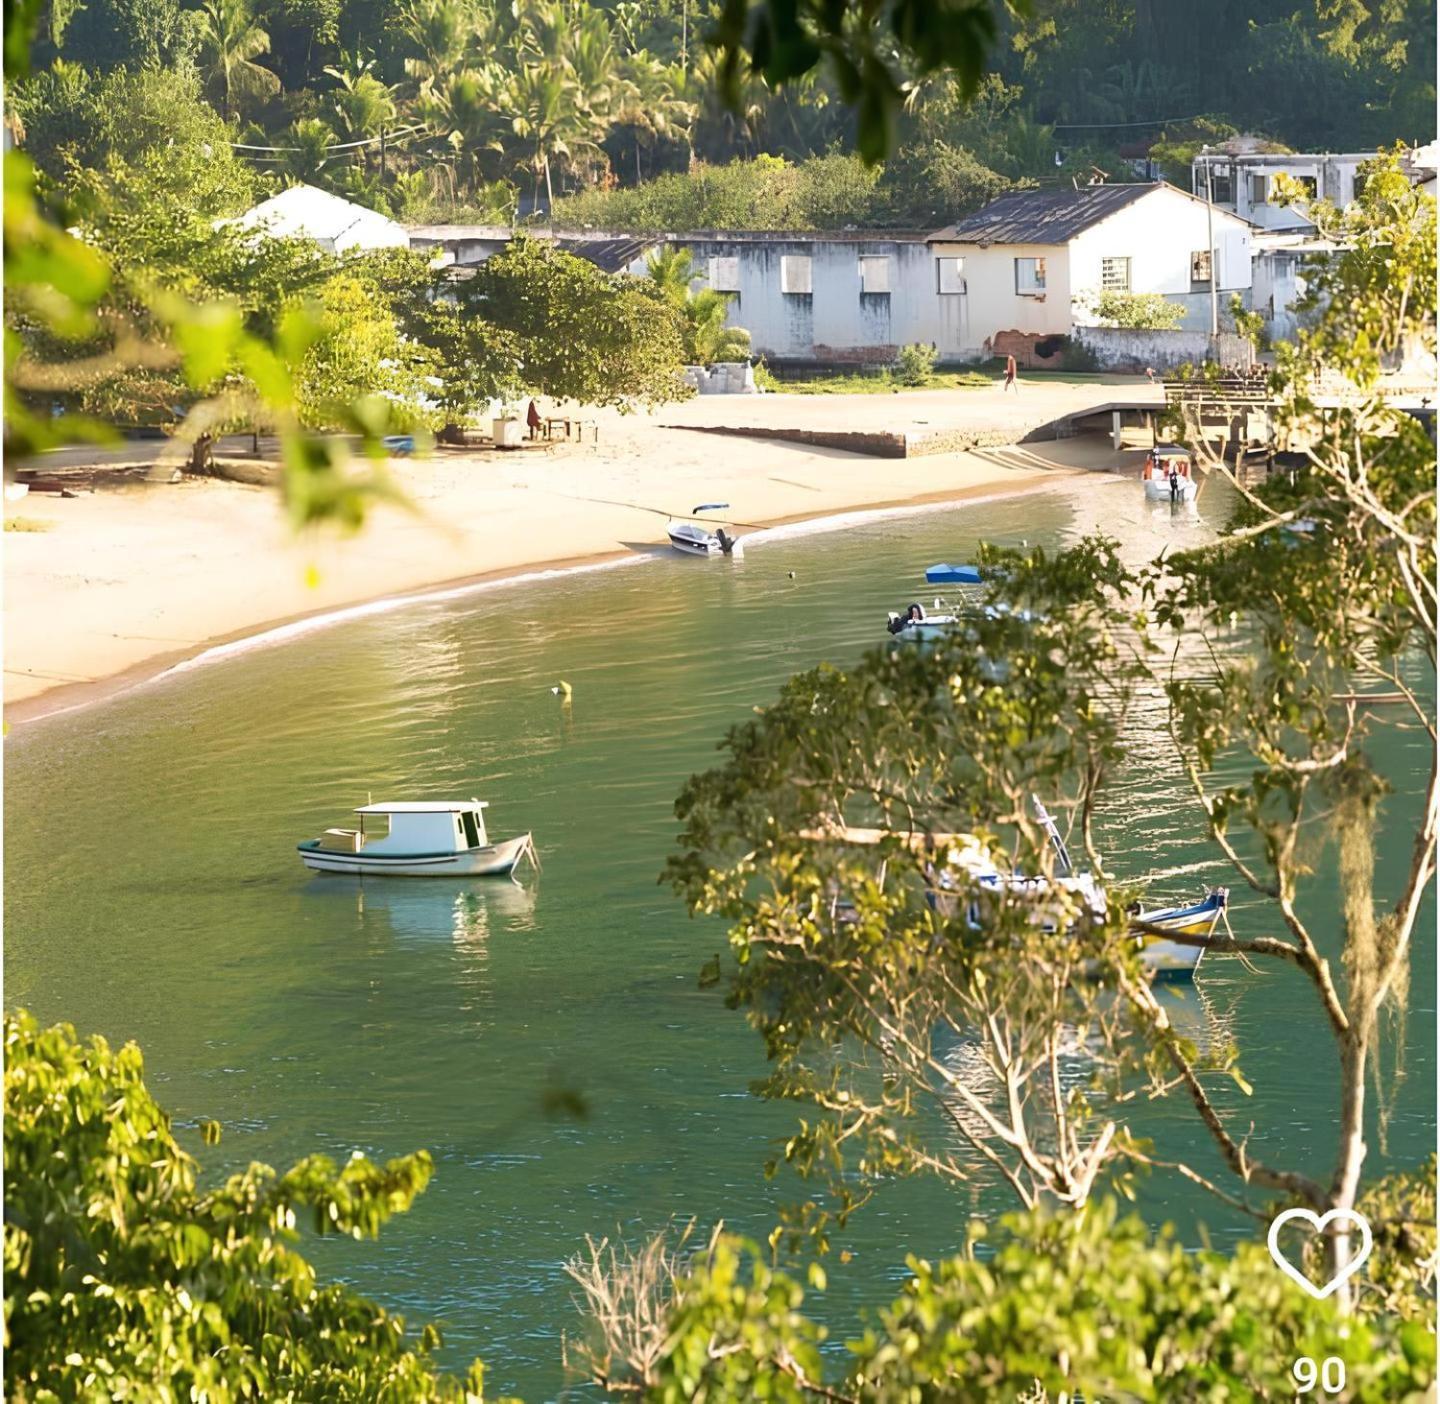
[625,238,1000,364]
[921,241,1074,356]
[1069,185,1252,317]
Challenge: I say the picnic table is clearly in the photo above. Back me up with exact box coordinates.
[543,416,599,444]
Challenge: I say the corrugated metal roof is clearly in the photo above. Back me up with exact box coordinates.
[555,235,658,272]
[931,184,1156,245]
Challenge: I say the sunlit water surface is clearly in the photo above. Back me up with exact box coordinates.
[6,472,1434,1398]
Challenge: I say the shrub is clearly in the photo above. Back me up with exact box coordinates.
[1089,289,1189,330]
[3,1011,487,1400]
[895,341,938,385]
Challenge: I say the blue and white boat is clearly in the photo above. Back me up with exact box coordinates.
[886,600,959,641]
[809,804,1227,978]
[298,800,535,877]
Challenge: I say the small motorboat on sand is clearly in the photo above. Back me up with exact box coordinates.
[298,800,535,877]
[667,503,744,557]
[1142,444,1199,503]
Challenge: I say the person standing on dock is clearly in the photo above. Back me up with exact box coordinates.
[1004,353,1019,392]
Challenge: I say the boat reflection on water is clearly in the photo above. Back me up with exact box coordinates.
[304,875,540,949]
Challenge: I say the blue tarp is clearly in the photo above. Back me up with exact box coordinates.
[925,564,983,585]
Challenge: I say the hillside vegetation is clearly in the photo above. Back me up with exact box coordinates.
[9,0,1435,229]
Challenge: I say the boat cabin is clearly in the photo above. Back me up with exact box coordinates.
[1144,443,1194,477]
[315,801,490,856]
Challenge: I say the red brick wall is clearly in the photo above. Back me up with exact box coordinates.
[984,330,1067,369]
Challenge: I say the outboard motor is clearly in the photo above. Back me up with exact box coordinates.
[1168,465,1181,501]
[717,528,735,555]
[887,612,905,635]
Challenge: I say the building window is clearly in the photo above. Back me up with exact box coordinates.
[1351,172,1368,202]
[859,255,891,294]
[1250,173,1268,205]
[780,255,812,295]
[1211,170,1233,203]
[1101,256,1131,292]
[1190,249,1212,283]
[936,257,966,294]
[1294,175,1318,200]
[1014,256,1047,294]
[708,256,740,292]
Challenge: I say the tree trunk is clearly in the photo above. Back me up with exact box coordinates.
[189,433,214,475]
[1326,1027,1370,1312]
[544,155,555,214]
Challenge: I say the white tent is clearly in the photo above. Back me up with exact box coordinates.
[234,184,409,253]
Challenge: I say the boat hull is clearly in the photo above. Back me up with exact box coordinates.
[668,530,720,556]
[888,614,959,642]
[928,885,1226,978]
[1131,892,1226,977]
[298,832,534,877]
[1144,477,1199,503]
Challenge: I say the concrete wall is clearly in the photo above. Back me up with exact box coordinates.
[1074,326,1254,372]
[1252,248,1307,342]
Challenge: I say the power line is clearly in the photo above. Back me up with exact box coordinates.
[229,124,430,154]
[1051,113,1219,131]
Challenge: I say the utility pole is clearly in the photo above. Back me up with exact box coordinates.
[1202,150,1220,340]
[681,0,688,70]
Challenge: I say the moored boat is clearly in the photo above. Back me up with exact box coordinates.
[667,503,744,557]
[1142,444,1200,502]
[298,800,535,877]
[886,601,959,641]
[927,858,1226,978]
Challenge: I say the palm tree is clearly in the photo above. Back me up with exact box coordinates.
[505,62,594,213]
[615,50,694,181]
[279,117,338,184]
[416,64,510,198]
[399,0,492,88]
[645,247,751,365]
[195,0,279,121]
[325,54,399,175]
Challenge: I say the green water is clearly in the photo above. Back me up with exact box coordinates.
[5,476,1434,1399]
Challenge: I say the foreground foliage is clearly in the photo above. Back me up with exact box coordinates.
[3,1010,490,1401]
[621,1202,1434,1401]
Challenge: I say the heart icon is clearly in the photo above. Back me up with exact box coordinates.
[1267,1208,1373,1300]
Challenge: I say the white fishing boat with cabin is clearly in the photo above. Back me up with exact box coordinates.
[297,800,535,877]
[1142,443,1200,503]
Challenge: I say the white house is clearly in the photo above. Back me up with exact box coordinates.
[236,184,409,253]
[928,182,1255,356]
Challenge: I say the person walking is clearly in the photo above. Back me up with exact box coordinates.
[1003,353,1019,392]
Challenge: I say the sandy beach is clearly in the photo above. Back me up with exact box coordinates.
[3,382,1148,722]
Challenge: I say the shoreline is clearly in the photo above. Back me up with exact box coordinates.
[4,469,1084,728]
